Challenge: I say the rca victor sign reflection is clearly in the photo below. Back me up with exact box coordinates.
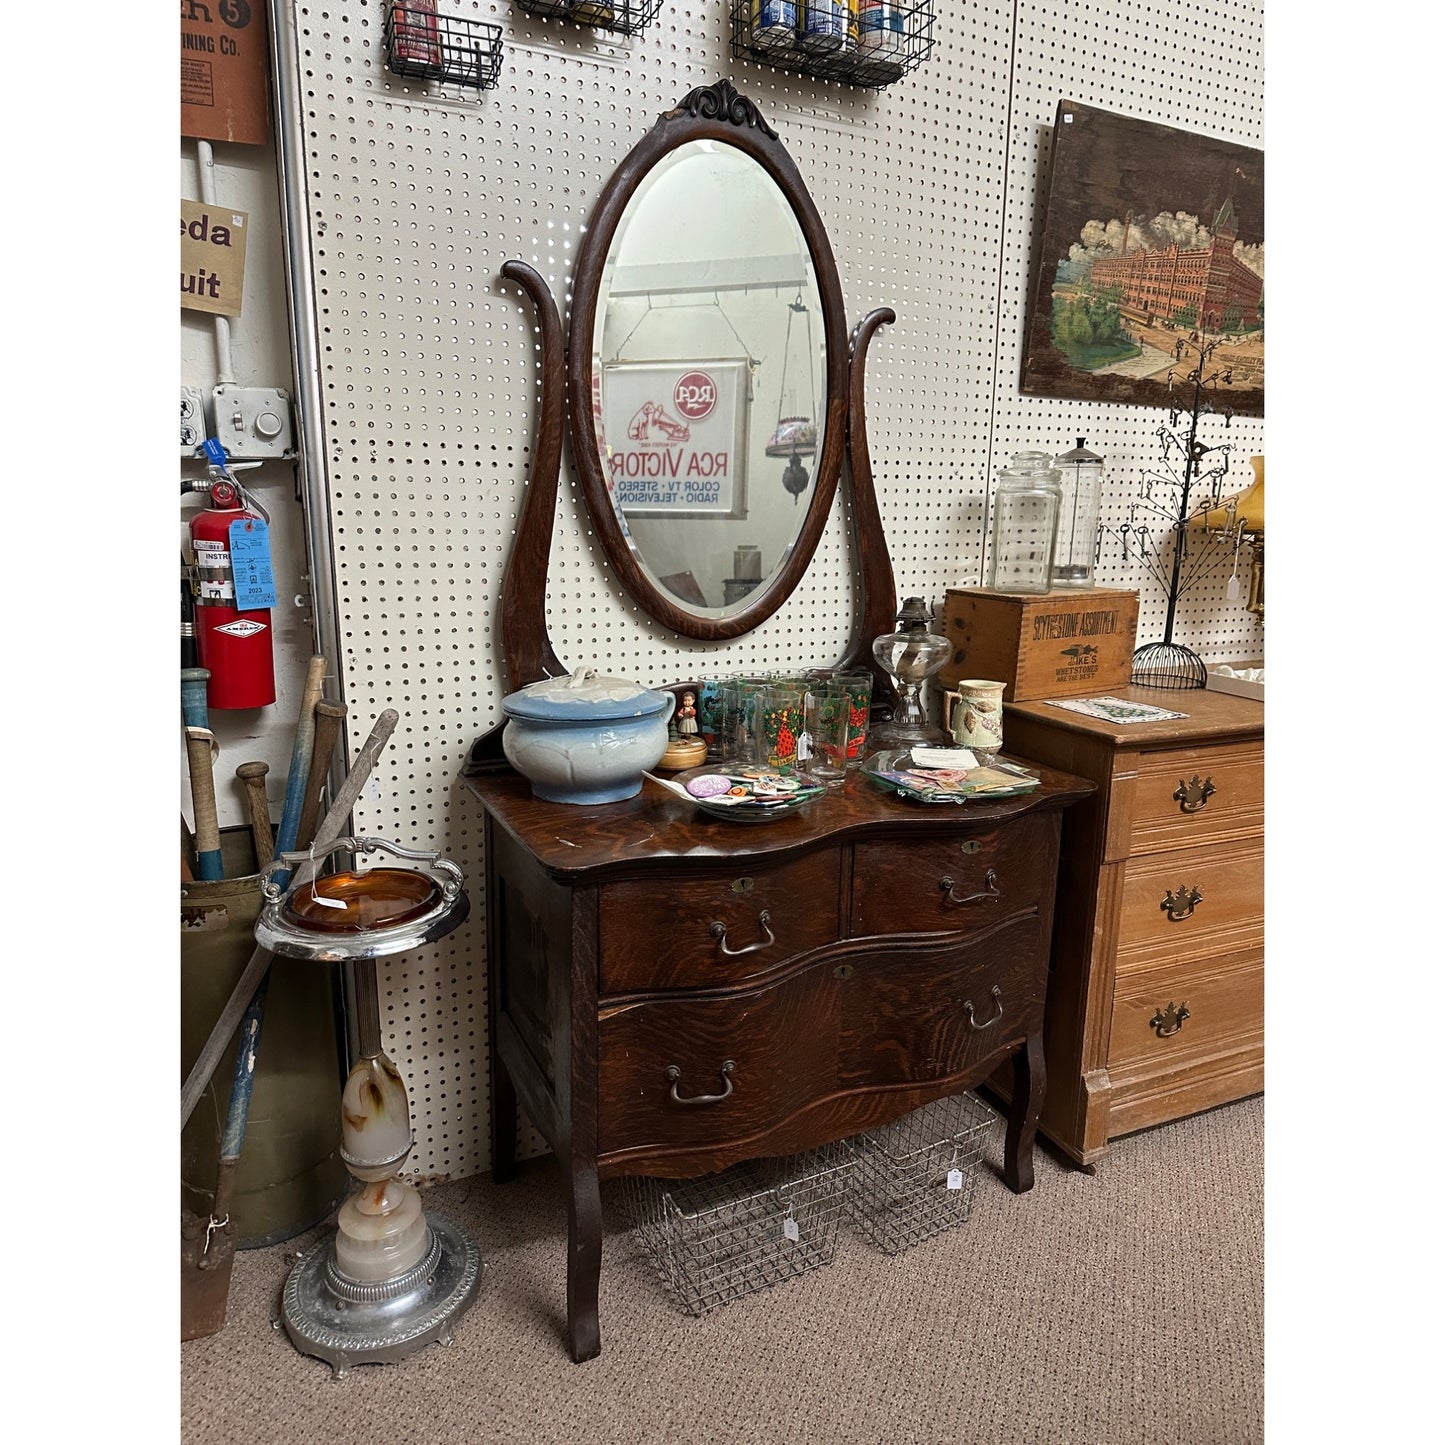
[599,359,751,519]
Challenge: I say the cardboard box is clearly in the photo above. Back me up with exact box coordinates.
[940,587,1140,702]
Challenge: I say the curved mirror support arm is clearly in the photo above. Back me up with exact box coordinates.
[836,308,901,715]
[464,262,570,776]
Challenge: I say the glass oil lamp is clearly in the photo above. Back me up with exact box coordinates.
[870,597,952,747]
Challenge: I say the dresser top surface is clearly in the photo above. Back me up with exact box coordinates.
[464,758,1093,879]
[1006,685,1264,748]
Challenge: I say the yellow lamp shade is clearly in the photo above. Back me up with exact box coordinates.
[1200,455,1264,534]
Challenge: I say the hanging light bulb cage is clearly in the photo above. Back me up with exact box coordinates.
[780,451,812,503]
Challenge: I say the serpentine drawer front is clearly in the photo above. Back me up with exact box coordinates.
[597,914,1044,1166]
[466,759,1092,1360]
[849,811,1056,937]
[1002,686,1264,1168]
[598,849,843,994]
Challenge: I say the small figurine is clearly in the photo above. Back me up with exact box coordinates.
[677,690,699,735]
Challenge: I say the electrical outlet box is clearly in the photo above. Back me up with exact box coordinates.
[181,386,208,453]
[210,384,296,460]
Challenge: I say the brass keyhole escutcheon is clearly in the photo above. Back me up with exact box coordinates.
[731,877,754,894]
[958,839,983,855]
[833,964,854,980]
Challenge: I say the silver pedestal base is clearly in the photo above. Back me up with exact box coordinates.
[281,1213,482,1377]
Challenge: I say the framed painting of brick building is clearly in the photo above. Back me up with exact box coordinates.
[1021,100,1264,416]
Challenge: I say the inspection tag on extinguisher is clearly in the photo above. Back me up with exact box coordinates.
[229,518,278,610]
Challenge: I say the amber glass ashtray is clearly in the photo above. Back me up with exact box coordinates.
[282,869,441,935]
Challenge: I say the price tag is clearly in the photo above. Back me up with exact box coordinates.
[782,1213,800,1243]
[946,1168,964,1191]
[229,518,278,610]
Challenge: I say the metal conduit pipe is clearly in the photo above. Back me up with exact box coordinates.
[265,0,359,1062]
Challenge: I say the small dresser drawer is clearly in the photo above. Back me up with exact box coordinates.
[1108,949,1263,1074]
[1115,835,1263,973]
[598,849,842,994]
[1128,738,1263,854]
[598,916,1043,1164]
[849,811,1057,937]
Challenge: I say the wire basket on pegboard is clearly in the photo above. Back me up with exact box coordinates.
[513,0,664,36]
[625,1141,856,1317]
[845,1092,999,1255]
[730,2,937,90]
[384,5,504,91]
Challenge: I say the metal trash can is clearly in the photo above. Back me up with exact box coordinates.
[181,829,348,1247]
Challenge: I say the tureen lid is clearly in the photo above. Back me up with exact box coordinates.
[501,667,672,722]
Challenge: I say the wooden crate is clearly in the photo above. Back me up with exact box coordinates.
[939,587,1139,702]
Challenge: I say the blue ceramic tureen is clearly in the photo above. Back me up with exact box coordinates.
[500,667,676,804]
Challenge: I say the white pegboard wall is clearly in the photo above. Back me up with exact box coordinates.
[288,0,1264,1182]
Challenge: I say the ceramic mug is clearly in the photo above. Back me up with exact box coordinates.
[944,679,1006,762]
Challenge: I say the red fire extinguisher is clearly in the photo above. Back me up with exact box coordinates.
[190,478,277,710]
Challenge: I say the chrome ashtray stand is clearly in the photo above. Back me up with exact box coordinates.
[255,838,480,1377]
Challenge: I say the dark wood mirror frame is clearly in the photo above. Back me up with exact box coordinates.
[465,81,901,774]
[569,82,848,643]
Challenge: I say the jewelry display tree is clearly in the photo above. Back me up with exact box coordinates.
[1119,336,1248,689]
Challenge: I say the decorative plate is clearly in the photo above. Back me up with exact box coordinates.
[859,749,1041,805]
[647,766,826,822]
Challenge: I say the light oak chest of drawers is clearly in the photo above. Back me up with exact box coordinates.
[1001,687,1264,1168]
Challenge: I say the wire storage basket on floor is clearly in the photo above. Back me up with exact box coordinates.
[625,1142,856,1317]
[845,1093,999,1255]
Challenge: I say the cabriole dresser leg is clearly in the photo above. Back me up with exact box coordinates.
[1004,1030,1047,1194]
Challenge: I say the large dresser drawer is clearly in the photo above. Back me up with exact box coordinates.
[849,810,1058,937]
[597,915,1043,1164]
[1115,835,1263,973]
[1128,738,1263,855]
[1108,949,1263,1074]
[1105,949,1264,1138]
[598,848,843,994]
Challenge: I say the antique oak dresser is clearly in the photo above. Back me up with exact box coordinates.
[465,763,1092,1360]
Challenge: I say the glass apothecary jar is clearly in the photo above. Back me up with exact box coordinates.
[988,451,1061,594]
[1052,438,1104,588]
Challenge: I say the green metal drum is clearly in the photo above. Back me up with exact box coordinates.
[181,829,348,1247]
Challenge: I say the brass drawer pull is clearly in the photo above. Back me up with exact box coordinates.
[1150,1002,1191,1037]
[963,985,1003,1031]
[665,1061,736,1106]
[1161,884,1203,921]
[709,910,774,957]
[939,869,1000,907]
[1173,774,1217,813]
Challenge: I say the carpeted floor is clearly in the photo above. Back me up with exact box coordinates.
[180,1095,1263,1445]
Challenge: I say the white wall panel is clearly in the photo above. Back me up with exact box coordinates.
[284,0,1265,1180]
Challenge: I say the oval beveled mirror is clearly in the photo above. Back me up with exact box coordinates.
[568,83,849,641]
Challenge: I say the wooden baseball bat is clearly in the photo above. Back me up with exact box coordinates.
[295,700,347,852]
[234,761,274,873]
[181,666,211,730]
[184,727,224,881]
[273,656,328,862]
[181,708,400,1131]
